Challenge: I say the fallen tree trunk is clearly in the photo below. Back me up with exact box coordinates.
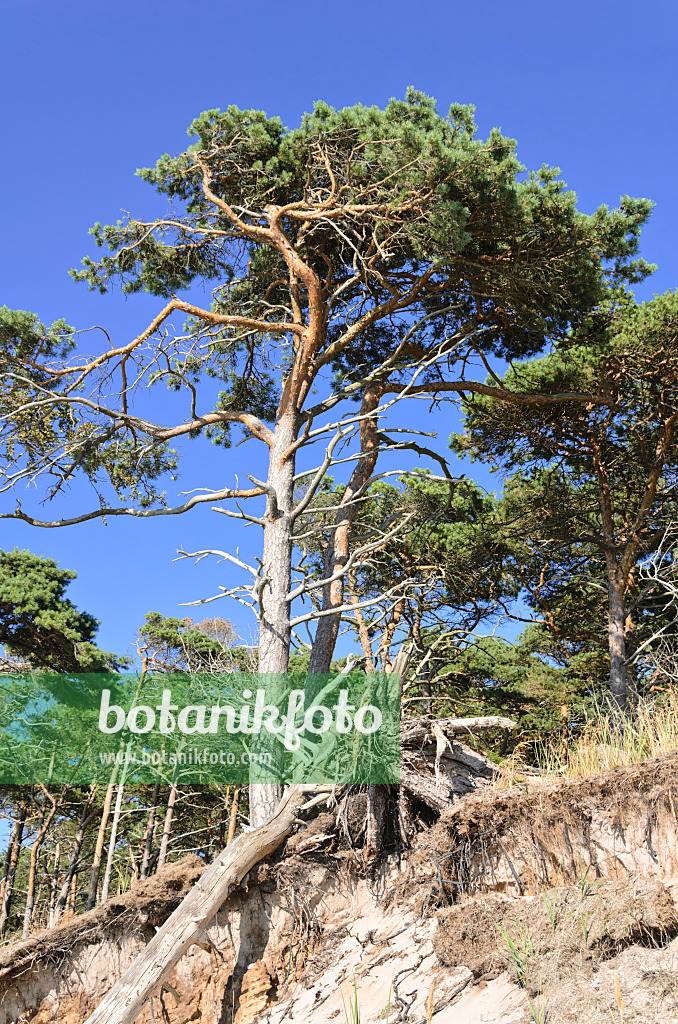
[400,715,516,745]
[82,784,326,1024]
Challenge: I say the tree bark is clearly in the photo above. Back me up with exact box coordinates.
[82,785,319,1024]
[253,410,298,826]
[86,779,116,911]
[140,780,161,879]
[54,783,97,925]
[0,800,26,935]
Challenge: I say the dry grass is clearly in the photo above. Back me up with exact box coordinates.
[555,690,678,779]
[494,691,678,789]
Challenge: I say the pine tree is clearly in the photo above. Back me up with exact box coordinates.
[453,291,678,711]
[0,548,123,672]
[0,90,653,823]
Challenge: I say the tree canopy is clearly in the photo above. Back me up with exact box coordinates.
[0,91,652,520]
[0,548,122,672]
[452,290,678,709]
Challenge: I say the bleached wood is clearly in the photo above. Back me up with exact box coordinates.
[82,784,318,1024]
[401,715,516,745]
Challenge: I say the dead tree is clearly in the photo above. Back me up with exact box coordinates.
[100,781,126,905]
[86,778,116,911]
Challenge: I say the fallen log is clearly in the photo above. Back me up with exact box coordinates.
[399,715,516,812]
[82,784,328,1024]
[401,715,516,746]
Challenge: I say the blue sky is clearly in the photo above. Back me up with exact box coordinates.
[0,0,676,661]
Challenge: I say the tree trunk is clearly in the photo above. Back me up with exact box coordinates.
[606,555,628,714]
[0,824,13,907]
[82,785,319,1024]
[33,873,48,931]
[254,411,298,826]
[594,452,628,714]
[624,591,639,700]
[412,609,432,714]
[157,783,178,870]
[100,737,137,904]
[127,834,140,880]
[0,802,24,905]
[22,821,42,937]
[561,703,569,766]
[54,783,97,925]
[308,390,380,679]
[140,780,161,879]
[66,871,78,919]
[86,779,116,911]
[100,782,125,904]
[48,842,60,928]
[349,569,376,672]
[0,801,25,935]
[377,599,404,671]
[22,791,59,938]
[217,786,231,849]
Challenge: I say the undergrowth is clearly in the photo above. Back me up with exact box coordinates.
[494,691,678,789]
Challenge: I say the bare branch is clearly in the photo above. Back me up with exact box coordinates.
[0,486,264,528]
[246,476,279,519]
[291,580,410,627]
[174,548,257,576]
[291,425,353,522]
